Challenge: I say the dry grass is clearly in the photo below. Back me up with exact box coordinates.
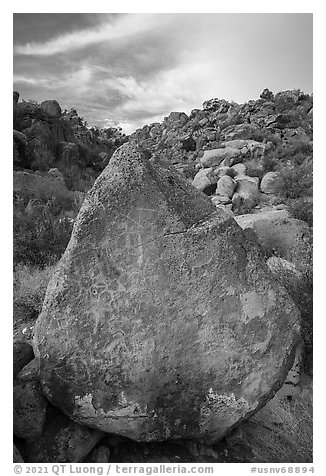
[13,264,55,326]
[222,391,313,463]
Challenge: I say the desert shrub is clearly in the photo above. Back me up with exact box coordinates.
[273,161,312,200]
[287,197,313,227]
[290,140,313,157]
[13,196,74,268]
[262,152,279,172]
[13,263,55,323]
[244,129,280,147]
[62,165,95,192]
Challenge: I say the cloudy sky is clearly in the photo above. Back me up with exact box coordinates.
[13,13,313,134]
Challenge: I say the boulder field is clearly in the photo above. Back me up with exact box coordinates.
[33,142,300,443]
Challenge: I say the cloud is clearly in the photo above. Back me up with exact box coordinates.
[14,14,171,56]
[13,13,313,135]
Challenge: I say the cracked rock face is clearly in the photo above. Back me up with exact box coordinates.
[33,142,300,443]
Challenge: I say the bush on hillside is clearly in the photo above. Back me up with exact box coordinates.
[287,197,313,228]
[13,196,74,268]
[273,161,312,200]
[13,264,55,324]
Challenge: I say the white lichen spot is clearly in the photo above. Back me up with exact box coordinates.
[205,388,249,410]
[119,391,128,406]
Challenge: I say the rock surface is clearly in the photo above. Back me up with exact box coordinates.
[260,172,279,194]
[40,100,62,118]
[33,143,300,443]
[200,147,240,168]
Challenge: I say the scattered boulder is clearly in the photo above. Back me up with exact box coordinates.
[40,100,62,119]
[33,142,300,443]
[215,175,236,198]
[200,147,241,168]
[192,167,216,192]
[260,172,279,194]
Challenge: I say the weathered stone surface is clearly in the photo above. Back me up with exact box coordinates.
[33,143,300,443]
[215,175,236,198]
[14,359,48,441]
[200,147,241,168]
[20,405,103,463]
[192,167,216,192]
[260,172,279,194]
[13,340,34,378]
[235,176,260,196]
[231,163,247,176]
[40,100,62,118]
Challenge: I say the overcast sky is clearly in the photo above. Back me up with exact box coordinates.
[13,13,313,134]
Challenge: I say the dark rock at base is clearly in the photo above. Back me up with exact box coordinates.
[19,405,103,463]
[83,445,111,463]
[13,443,24,463]
[14,359,48,441]
[13,341,34,378]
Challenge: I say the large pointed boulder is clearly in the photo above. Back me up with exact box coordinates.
[33,142,300,443]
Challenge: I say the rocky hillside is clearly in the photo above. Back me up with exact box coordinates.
[131,88,312,224]
[13,92,128,188]
[13,88,313,464]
